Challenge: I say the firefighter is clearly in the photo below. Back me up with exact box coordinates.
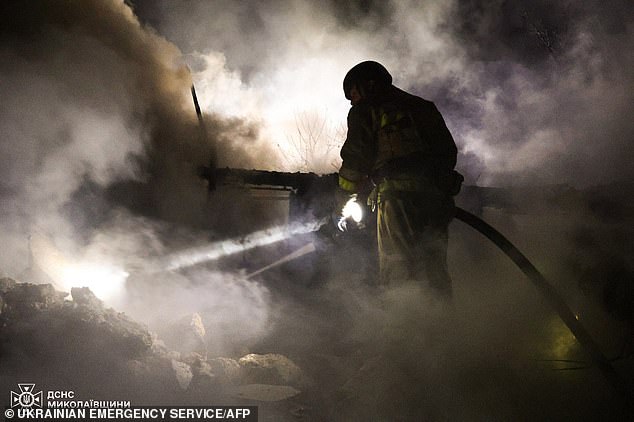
[336,61,461,296]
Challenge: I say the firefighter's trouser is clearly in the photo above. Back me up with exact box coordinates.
[376,186,454,295]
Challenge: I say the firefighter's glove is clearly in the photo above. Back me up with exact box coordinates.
[336,213,350,232]
[334,192,365,232]
[333,188,351,232]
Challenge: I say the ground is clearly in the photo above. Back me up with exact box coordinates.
[1,190,633,421]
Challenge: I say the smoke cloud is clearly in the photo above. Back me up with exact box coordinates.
[131,0,634,185]
[0,0,275,353]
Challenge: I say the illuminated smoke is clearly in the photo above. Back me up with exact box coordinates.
[29,232,129,302]
[161,219,327,271]
[132,0,634,186]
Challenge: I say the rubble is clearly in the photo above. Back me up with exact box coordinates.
[231,384,301,402]
[207,357,242,384]
[71,286,104,308]
[188,356,235,394]
[0,278,67,318]
[0,279,174,400]
[188,355,247,395]
[0,277,17,293]
[0,279,309,409]
[160,312,208,355]
[171,359,193,390]
[238,353,308,387]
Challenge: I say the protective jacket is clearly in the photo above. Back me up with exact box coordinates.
[338,86,457,198]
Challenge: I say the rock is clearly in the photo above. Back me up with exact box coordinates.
[189,356,241,393]
[160,313,207,354]
[171,359,193,390]
[1,282,67,319]
[190,313,206,341]
[231,384,300,402]
[1,280,152,360]
[0,279,190,401]
[0,277,17,293]
[0,278,14,316]
[95,309,154,357]
[126,359,147,377]
[238,353,306,387]
[166,350,182,361]
[180,351,205,365]
[207,357,241,384]
[149,333,169,356]
[124,356,186,398]
[71,287,103,309]
[189,359,217,392]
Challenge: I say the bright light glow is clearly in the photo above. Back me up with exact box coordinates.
[189,49,365,173]
[341,195,363,223]
[29,233,128,303]
[60,263,129,302]
[163,219,327,271]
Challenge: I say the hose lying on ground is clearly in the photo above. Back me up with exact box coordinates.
[453,207,633,410]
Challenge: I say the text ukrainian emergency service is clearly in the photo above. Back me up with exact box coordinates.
[13,406,256,420]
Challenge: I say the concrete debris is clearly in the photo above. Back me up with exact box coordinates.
[190,312,206,340]
[238,353,306,387]
[0,277,17,293]
[126,356,172,381]
[123,355,188,400]
[71,286,104,308]
[231,384,301,402]
[188,358,218,394]
[0,279,309,411]
[207,357,242,384]
[160,312,208,354]
[0,280,153,358]
[188,356,243,394]
[0,278,67,318]
[0,280,184,404]
[149,332,170,355]
[171,359,193,390]
[0,278,12,316]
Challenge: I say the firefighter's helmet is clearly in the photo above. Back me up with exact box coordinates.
[343,61,392,100]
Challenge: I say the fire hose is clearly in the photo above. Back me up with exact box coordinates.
[453,206,633,410]
[179,146,634,407]
[338,196,631,405]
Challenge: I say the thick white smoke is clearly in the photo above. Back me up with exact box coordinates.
[0,0,273,353]
[132,0,634,185]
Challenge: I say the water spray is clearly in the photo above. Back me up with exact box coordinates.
[161,218,328,272]
[246,242,316,279]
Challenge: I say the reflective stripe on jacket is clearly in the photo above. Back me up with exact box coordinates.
[338,86,457,195]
